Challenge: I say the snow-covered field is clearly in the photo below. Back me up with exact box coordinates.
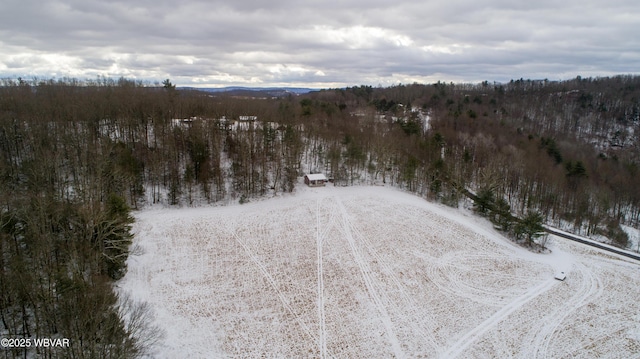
[119,185,640,358]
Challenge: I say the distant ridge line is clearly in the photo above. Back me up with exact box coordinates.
[180,86,318,94]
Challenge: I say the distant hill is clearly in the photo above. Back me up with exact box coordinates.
[180,86,318,97]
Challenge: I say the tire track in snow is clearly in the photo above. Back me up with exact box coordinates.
[422,254,500,306]
[531,261,603,359]
[424,252,533,307]
[316,198,328,359]
[341,198,441,353]
[223,223,321,355]
[336,197,405,358]
[440,278,557,359]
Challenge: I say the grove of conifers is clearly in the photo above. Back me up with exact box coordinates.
[1,75,639,357]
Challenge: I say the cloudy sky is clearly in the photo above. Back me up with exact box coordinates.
[1,0,638,88]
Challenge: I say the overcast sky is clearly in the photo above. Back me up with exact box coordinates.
[1,0,638,88]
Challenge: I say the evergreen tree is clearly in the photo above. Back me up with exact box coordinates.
[514,212,545,247]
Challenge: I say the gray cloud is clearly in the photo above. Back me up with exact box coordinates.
[1,0,638,87]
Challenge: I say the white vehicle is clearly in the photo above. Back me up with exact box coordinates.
[554,271,567,281]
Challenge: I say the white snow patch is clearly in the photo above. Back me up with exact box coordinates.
[119,185,640,358]
[621,224,640,253]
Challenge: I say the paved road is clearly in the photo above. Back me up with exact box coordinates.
[444,180,640,262]
[544,227,640,261]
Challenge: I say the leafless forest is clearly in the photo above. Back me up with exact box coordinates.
[1,75,639,357]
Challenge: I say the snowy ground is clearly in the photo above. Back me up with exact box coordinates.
[119,184,640,358]
[622,224,640,253]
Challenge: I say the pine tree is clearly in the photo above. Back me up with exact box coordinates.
[514,212,545,247]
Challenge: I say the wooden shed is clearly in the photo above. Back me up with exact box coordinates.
[304,173,327,187]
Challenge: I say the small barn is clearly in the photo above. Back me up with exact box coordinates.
[304,173,327,187]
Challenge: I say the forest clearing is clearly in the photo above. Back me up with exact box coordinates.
[119,185,640,358]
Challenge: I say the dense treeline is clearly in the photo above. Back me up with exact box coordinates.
[305,77,640,247]
[0,78,165,358]
[1,75,639,356]
[352,77,640,245]
[0,77,308,357]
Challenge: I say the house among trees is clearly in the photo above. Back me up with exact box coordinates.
[304,173,327,187]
